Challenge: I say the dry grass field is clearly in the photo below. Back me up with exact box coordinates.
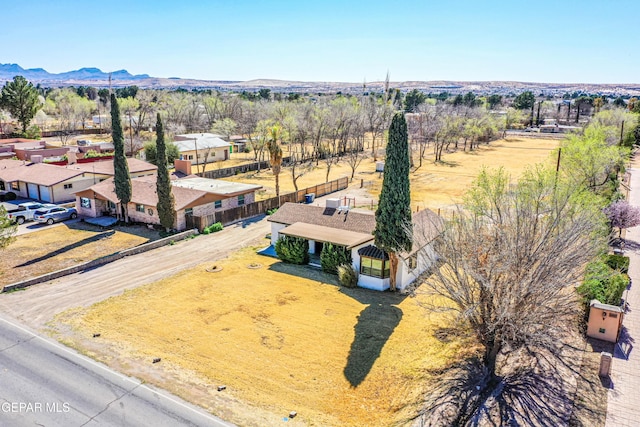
[56,248,477,426]
[0,222,158,286]
[48,135,560,426]
[224,137,560,210]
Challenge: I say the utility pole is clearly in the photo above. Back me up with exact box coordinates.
[620,120,625,146]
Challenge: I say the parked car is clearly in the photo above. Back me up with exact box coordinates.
[7,202,57,224]
[33,207,78,225]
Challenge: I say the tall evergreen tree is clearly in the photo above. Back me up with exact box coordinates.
[111,93,132,222]
[155,113,176,231]
[374,112,412,291]
[0,76,41,133]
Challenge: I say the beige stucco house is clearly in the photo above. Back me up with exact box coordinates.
[0,158,157,203]
[173,133,231,165]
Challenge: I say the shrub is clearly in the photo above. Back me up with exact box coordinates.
[266,207,278,215]
[337,264,358,288]
[275,236,309,264]
[320,242,352,274]
[605,254,630,273]
[578,258,630,306]
[202,222,223,234]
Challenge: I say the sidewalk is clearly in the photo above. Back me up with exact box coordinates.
[605,162,640,426]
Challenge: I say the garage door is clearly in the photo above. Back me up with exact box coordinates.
[27,183,39,200]
[39,185,51,202]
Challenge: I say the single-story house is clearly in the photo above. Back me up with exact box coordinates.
[75,175,262,230]
[0,157,158,203]
[267,200,441,292]
[0,159,96,203]
[173,133,231,165]
[65,157,157,181]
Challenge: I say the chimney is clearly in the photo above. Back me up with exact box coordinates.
[174,159,192,176]
[67,151,77,165]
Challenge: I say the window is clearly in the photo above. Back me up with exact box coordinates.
[108,201,116,209]
[609,313,618,318]
[599,328,606,334]
[214,200,222,209]
[185,208,193,215]
[136,204,145,213]
[80,197,91,209]
[360,256,390,279]
[408,254,418,270]
[64,183,73,189]
[238,194,245,206]
[10,182,19,191]
[0,181,4,191]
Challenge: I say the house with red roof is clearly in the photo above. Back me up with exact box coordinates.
[74,175,262,230]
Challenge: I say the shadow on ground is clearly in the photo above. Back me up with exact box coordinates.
[15,230,116,267]
[268,260,407,387]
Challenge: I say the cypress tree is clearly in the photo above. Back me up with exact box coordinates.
[111,93,132,222]
[373,112,412,291]
[155,113,176,231]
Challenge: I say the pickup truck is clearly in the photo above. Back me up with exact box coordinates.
[7,202,56,224]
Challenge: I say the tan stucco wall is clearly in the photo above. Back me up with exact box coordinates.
[50,176,98,203]
[587,307,623,343]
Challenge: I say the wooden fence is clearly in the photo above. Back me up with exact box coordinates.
[197,157,292,180]
[193,176,349,231]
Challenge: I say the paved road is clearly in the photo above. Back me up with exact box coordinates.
[0,315,233,427]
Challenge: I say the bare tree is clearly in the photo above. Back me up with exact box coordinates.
[416,166,606,425]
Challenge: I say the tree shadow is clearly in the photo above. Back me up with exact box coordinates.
[343,297,403,387]
[268,260,407,388]
[15,230,116,267]
[417,345,608,427]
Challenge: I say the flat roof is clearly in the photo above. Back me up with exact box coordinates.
[279,222,374,249]
[172,177,261,195]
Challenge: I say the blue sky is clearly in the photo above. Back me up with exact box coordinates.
[2,0,638,83]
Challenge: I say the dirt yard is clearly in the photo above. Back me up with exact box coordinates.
[0,222,159,286]
[54,247,476,427]
[224,137,560,210]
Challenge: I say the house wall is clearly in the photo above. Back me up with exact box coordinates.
[270,222,288,246]
[397,244,437,290]
[50,176,98,203]
[587,307,623,343]
[180,147,229,165]
[127,202,160,226]
[175,208,186,231]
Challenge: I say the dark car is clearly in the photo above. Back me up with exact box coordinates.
[33,207,78,225]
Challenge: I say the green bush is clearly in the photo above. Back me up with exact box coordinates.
[578,259,630,306]
[206,222,223,233]
[320,242,352,274]
[605,254,630,273]
[266,207,278,215]
[275,236,309,264]
[337,264,358,288]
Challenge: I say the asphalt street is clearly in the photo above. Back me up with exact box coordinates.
[0,315,234,427]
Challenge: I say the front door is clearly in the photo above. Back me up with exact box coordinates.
[315,241,324,254]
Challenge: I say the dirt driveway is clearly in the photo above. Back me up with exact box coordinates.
[0,216,271,329]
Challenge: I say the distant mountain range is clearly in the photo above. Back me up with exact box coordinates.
[1,63,639,96]
[0,63,150,82]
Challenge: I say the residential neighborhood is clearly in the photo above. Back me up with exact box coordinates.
[1,3,640,427]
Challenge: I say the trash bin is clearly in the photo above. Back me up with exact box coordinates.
[305,193,315,203]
